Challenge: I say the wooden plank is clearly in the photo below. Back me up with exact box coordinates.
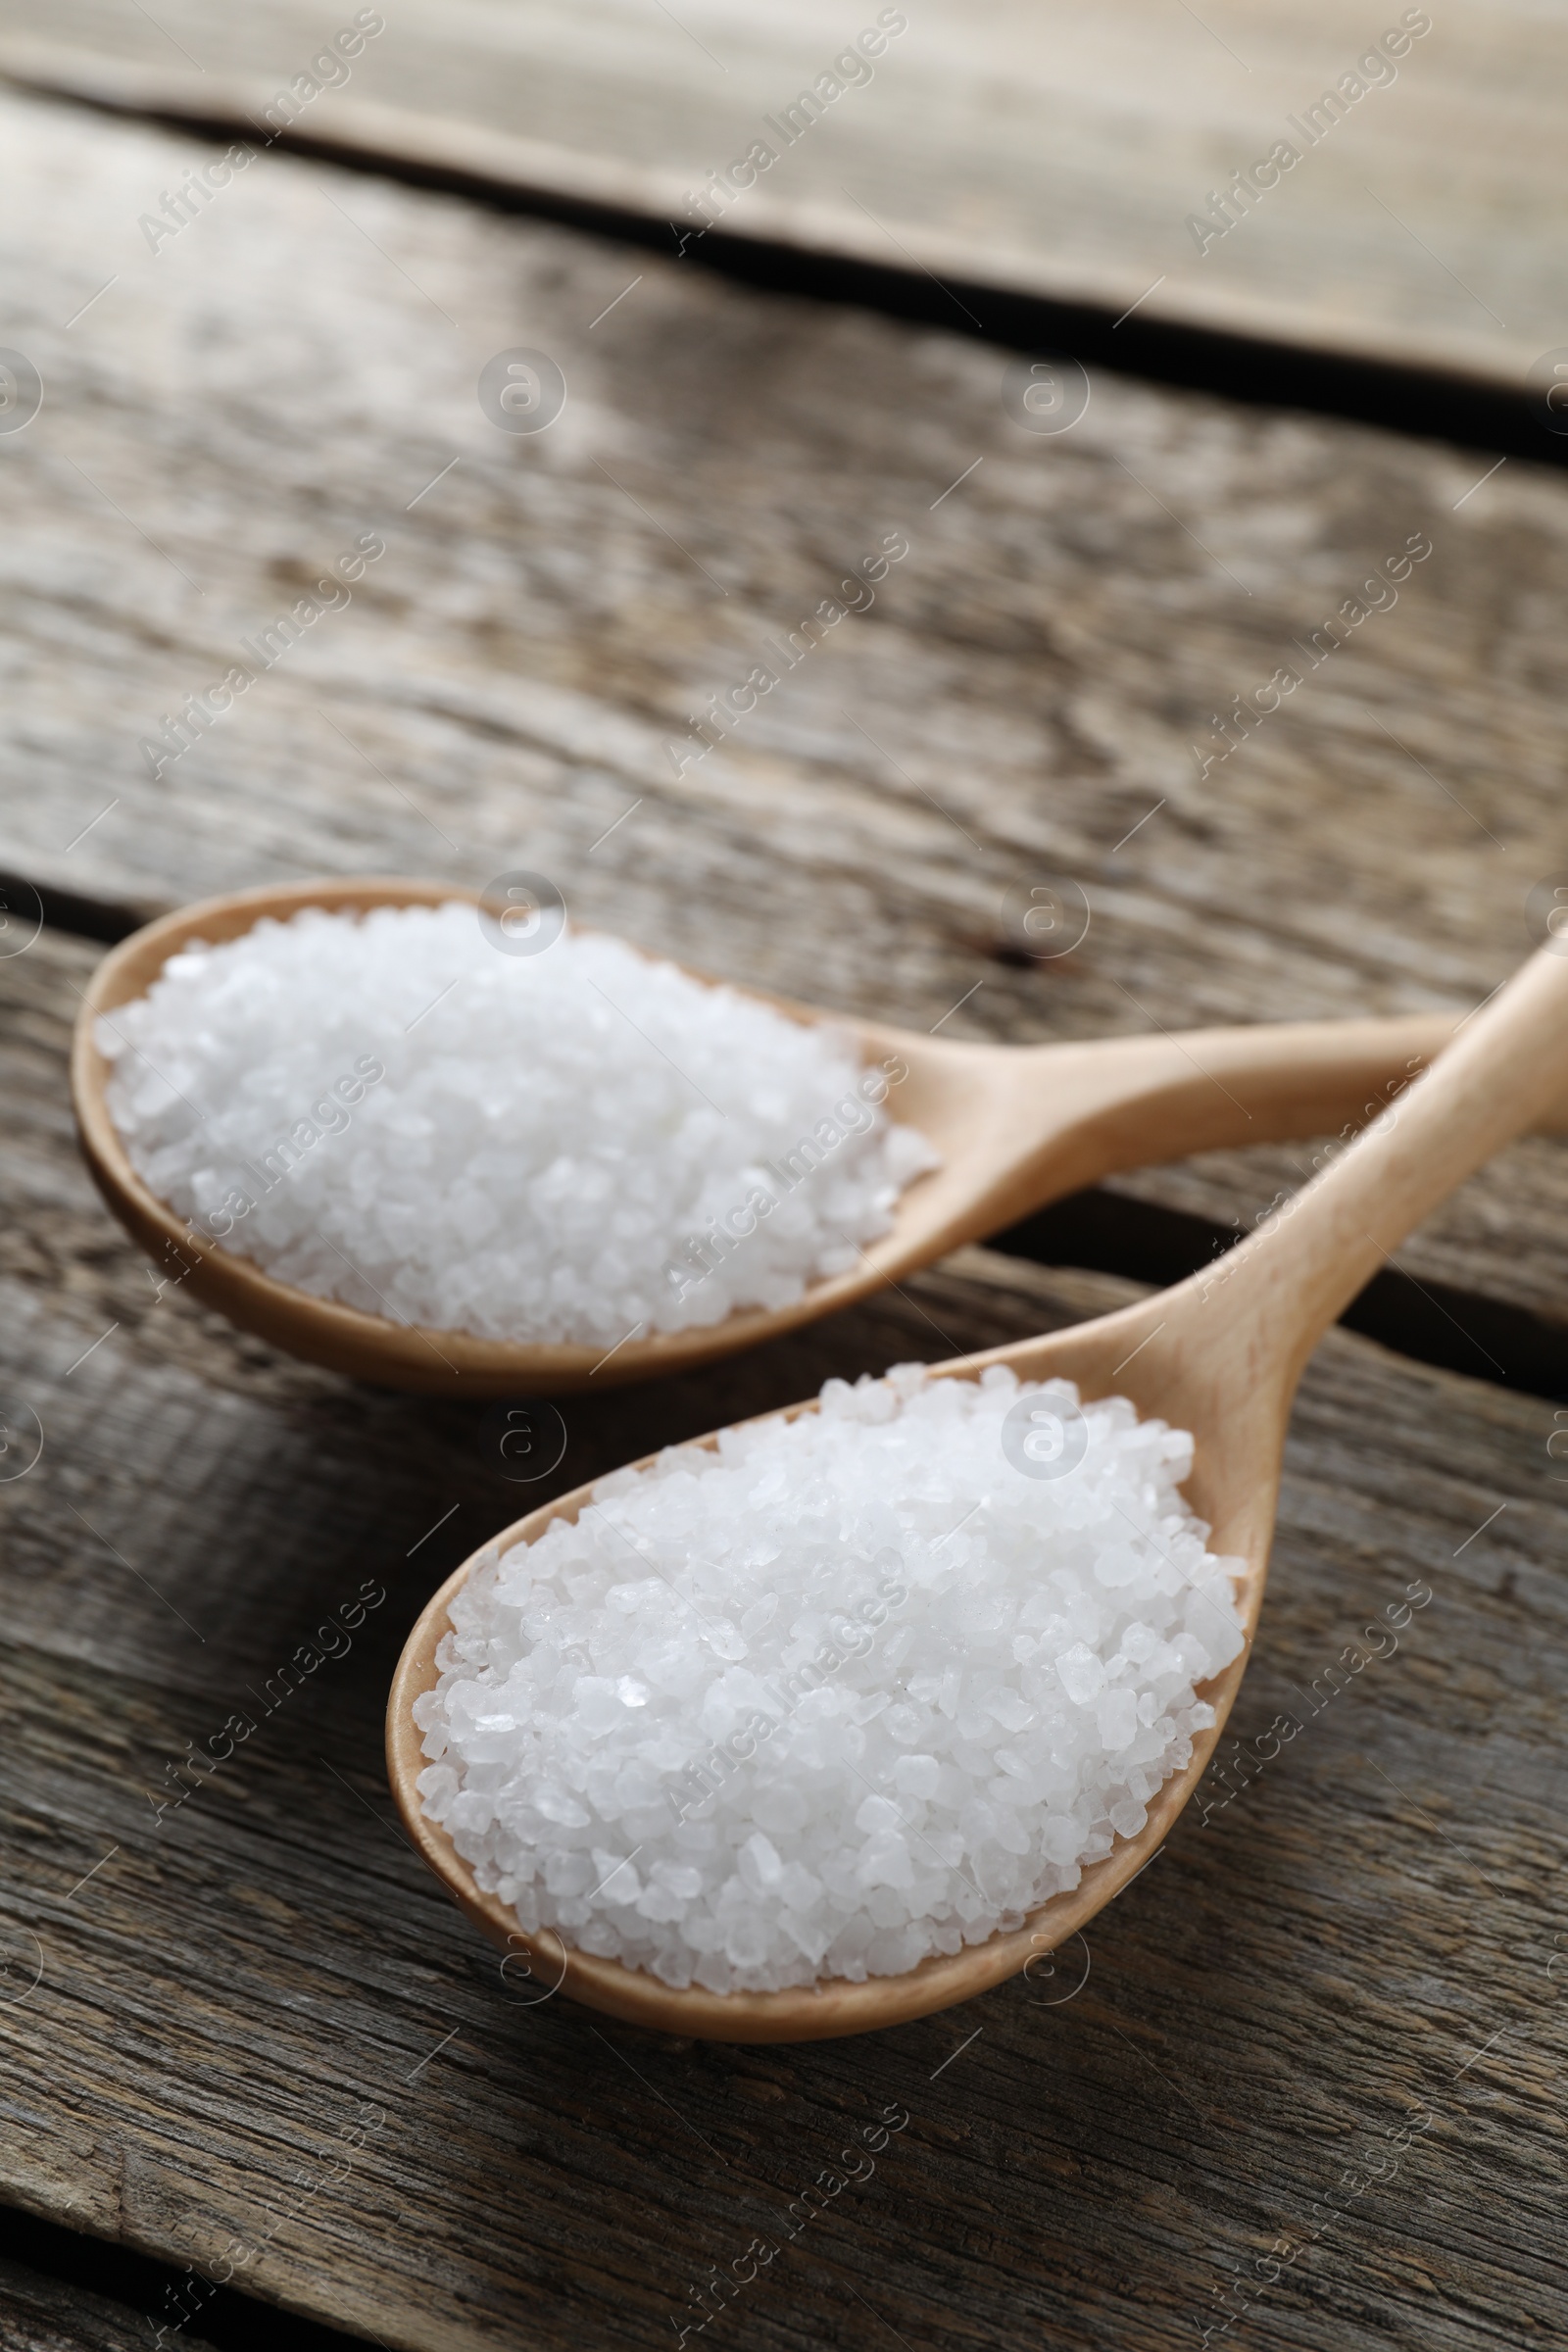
[4,928,1568,2350]
[0,1,1557,388]
[0,85,1565,1339]
[0,2254,219,2352]
[1106,1134,1568,1340]
[0,80,1547,984]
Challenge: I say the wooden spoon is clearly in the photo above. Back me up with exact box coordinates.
[74,873,1560,1394]
[387,943,1568,2041]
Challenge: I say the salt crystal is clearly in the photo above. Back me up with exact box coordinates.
[416,1365,1246,1993]
[1096,1688,1140,1751]
[1056,1642,1104,1706]
[892,1753,940,1798]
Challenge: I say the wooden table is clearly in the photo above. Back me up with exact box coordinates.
[2,0,1563,389]
[2,67,1566,2352]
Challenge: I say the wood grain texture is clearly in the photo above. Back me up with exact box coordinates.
[4,931,1568,2350]
[0,87,1565,1340]
[1108,1134,1568,1339]
[0,0,1556,387]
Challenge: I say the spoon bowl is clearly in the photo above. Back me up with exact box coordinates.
[72,875,1536,1394]
[387,944,1568,2039]
[386,1310,1263,2043]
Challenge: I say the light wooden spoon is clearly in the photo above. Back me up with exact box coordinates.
[74,873,1559,1394]
[388,943,1568,2042]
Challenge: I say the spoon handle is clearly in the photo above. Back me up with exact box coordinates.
[1015,1010,1568,1185]
[1187,946,1568,1389]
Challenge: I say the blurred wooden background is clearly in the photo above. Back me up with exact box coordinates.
[0,0,1556,385]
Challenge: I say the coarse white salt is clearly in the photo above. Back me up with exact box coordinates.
[414,1364,1246,1994]
[98,904,939,1346]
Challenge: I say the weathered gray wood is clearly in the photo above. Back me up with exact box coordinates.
[0,0,1555,386]
[0,2255,218,2352]
[0,86,1565,1341]
[2,84,1566,2350]
[1,80,1556,992]
[3,928,1567,2351]
[1108,1133,1568,1337]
